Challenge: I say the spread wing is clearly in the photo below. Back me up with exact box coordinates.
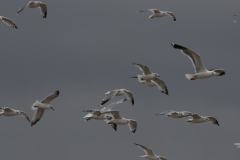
[179,111,192,116]
[124,90,134,106]
[41,90,59,104]
[128,120,137,134]
[206,116,219,126]
[101,110,122,119]
[39,3,47,19]
[1,17,18,29]
[151,77,168,95]
[17,2,30,14]
[31,108,45,126]
[134,143,154,156]
[159,157,167,160]
[166,12,176,21]
[171,43,207,73]
[99,90,118,106]
[19,111,31,122]
[3,107,13,112]
[138,9,160,14]
[156,110,175,116]
[101,98,128,112]
[133,63,152,75]
[110,123,117,131]
[190,113,201,119]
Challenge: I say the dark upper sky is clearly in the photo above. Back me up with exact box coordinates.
[0,0,240,159]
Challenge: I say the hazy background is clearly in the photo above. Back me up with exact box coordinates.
[0,0,239,159]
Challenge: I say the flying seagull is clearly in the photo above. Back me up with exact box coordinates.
[187,113,219,126]
[234,143,240,148]
[17,1,47,19]
[131,63,168,95]
[99,89,134,106]
[156,110,192,118]
[0,107,30,122]
[83,99,128,121]
[31,90,59,126]
[0,16,18,29]
[100,110,137,134]
[134,143,167,160]
[171,43,225,80]
[138,9,176,21]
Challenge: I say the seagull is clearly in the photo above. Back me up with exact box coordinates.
[234,143,240,148]
[131,63,168,95]
[187,113,219,126]
[156,110,192,118]
[99,89,134,106]
[31,90,59,126]
[0,16,18,29]
[171,43,225,80]
[0,107,30,122]
[138,9,176,21]
[17,1,47,19]
[83,99,128,121]
[100,110,137,134]
[134,143,167,160]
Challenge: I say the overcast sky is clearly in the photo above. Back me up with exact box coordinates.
[0,0,240,159]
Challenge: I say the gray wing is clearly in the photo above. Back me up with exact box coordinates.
[82,109,98,113]
[101,110,122,119]
[128,120,137,134]
[1,17,18,29]
[151,77,168,95]
[179,111,192,116]
[138,9,160,14]
[99,90,118,106]
[101,98,128,112]
[133,63,152,75]
[206,116,219,126]
[234,143,240,148]
[166,12,176,21]
[31,108,45,126]
[156,110,175,116]
[209,68,225,76]
[41,90,60,104]
[190,113,201,119]
[17,1,30,14]
[19,111,31,122]
[124,90,134,106]
[134,143,155,156]
[110,123,117,131]
[39,3,47,19]
[171,43,207,73]
[3,107,13,112]
[159,157,167,160]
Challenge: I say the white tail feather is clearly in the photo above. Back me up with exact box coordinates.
[185,74,195,80]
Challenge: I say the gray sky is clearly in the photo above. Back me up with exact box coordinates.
[0,0,240,159]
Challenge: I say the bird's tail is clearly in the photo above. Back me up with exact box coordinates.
[31,100,41,110]
[185,74,196,80]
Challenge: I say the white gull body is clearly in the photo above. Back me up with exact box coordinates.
[156,110,192,118]
[134,143,167,160]
[0,16,18,29]
[187,113,219,126]
[131,63,168,95]
[171,43,225,80]
[31,90,59,126]
[101,110,137,134]
[17,1,47,19]
[0,107,30,122]
[99,89,134,106]
[138,9,176,21]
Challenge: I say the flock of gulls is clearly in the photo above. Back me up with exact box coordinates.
[1,1,239,159]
